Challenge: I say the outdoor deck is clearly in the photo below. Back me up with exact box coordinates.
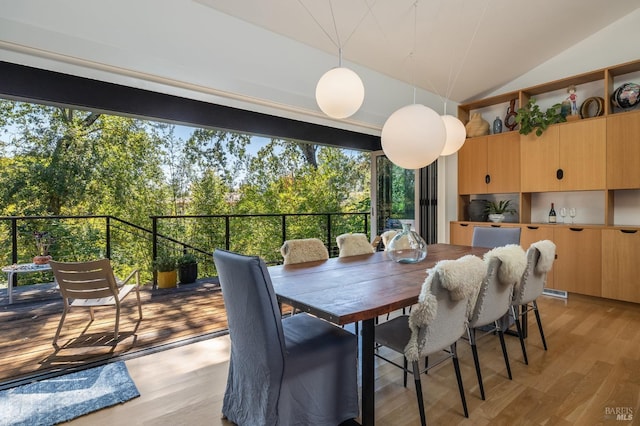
[0,278,230,388]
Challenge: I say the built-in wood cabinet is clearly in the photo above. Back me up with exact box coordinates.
[458,132,520,195]
[606,112,640,189]
[553,226,602,297]
[601,228,640,303]
[520,117,606,192]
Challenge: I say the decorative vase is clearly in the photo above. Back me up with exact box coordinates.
[33,255,52,265]
[492,116,502,134]
[488,214,505,223]
[386,223,427,264]
[465,113,490,138]
[468,199,488,222]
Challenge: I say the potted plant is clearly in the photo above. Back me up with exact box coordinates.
[177,253,198,284]
[153,254,177,289]
[515,98,566,136]
[485,200,517,223]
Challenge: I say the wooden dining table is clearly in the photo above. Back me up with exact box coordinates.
[269,243,489,426]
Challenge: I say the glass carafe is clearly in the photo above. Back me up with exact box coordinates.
[387,223,427,264]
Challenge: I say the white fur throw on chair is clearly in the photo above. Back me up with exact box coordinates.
[380,230,397,250]
[531,240,556,274]
[404,255,486,361]
[336,233,375,257]
[280,238,329,265]
[483,244,527,286]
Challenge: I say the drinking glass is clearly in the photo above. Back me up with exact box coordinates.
[559,207,567,223]
[569,208,577,223]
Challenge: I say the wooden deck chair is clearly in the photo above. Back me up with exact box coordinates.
[49,259,142,346]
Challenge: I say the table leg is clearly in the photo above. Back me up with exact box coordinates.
[7,271,13,304]
[361,318,375,426]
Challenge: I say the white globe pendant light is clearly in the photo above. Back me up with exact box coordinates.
[440,114,467,156]
[315,67,365,119]
[381,104,447,170]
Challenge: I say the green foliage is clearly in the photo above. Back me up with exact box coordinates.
[177,252,197,267]
[153,254,177,272]
[515,98,566,136]
[485,200,517,215]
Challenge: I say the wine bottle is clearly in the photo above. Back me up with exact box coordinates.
[549,203,557,223]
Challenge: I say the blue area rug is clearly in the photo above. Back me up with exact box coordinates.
[0,361,139,426]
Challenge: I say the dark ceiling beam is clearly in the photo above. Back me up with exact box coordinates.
[0,61,381,151]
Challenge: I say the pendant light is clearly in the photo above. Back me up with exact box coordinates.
[315,49,365,119]
[381,2,446,169]
[440,114,466,156]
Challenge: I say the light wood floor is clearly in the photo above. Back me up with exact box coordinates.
[69,293,640,425]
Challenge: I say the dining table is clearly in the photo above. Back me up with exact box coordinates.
[269,243,489,426]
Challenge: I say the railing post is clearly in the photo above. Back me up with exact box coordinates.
[364,213,368,237]
[326,214,332,255]
[282,215,286,244]
[225,216,230,250]
[152,216,158,287]
[105,216,111,259]
[10,218,17,288]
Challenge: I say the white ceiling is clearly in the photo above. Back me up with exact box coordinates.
[196,0,639,103]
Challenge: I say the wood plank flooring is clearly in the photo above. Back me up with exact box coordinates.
[67,293,640,425]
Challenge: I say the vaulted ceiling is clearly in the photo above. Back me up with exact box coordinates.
[197,0,640,103]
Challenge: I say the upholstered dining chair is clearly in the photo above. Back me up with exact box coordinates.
[466,244,526,400]
[280,237,329,265]
[336,232,375,257]
[471,226,521,248]
[510,240,556,365]
[374,254,486,426]
[213,249,359,426]
[381,230,398,250]
[49,259,142,347]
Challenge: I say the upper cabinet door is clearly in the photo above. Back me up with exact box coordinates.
[607,112,640,189]
[487,132,520,193]
[520,126,560,192]
[558,117,606,190]
[457,136,488,195]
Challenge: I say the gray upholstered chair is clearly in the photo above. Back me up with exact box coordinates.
[466,244,526,400]
[336,233,375,257]
[213,249,358,426]
[510,240,556,364]
[374,254,486,426]
[471,226,521,248]
[280,238,329,265]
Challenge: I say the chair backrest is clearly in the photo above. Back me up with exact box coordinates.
[280,238,329,265]
[405,255,486,360]
[50,259,119,301]
[212,249,285,418]
[471,226,521,248]
[380,230,398,250]
[336,233,375,257]
[514,240,556,305]
[469,253,520,329]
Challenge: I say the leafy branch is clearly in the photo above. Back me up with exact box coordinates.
[515,98,566,136]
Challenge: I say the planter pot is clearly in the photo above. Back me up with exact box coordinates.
[157,270,177,289]
[178,263,198,284]
[488,214,505,223]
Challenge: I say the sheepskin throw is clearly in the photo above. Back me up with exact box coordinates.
[336,233,374,257]
[404,254,485,361]
[380,230,397,249]
[483,244,526,286]
[280,238,329,265]
[531,240,556,274]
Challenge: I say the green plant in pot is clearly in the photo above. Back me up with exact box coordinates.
[177,252,198,285]
[485,200,517,223]
[515,98,566,136]
[153,254,177,288]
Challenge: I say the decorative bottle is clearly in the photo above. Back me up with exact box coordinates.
[387,223,427,264]
[548,203,557,223]
[492,116,503,134]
